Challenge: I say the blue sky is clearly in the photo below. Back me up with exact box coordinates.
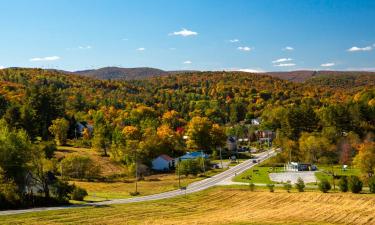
[0,0,374,72]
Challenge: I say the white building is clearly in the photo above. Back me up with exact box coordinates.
[152,154,175,171]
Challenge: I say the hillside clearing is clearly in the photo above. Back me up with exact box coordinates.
[2,187,375,225]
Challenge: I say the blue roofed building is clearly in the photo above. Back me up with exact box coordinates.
[177,151,209,161]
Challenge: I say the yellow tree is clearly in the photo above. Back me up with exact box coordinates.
[186,116,213,151]
[354,142,375,179]
[48,118,69,146]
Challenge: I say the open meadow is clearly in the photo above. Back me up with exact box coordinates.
[2,187,375,225]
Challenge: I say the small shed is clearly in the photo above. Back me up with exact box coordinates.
[152,154,175,171]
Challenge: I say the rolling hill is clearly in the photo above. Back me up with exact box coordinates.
[74,67,169,80]
[71,67,375,84]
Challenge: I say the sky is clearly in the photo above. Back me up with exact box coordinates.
[0,0,375,72]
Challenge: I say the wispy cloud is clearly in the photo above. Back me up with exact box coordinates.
[78,45,92,50]
[347,46,372,52]
[283,46,294,51]
[237,68,264,73]
[224,68,264,73]
[237,46,252,51]
[169,28,198,37]
[29,56,60,62]
[274,63,296,67]
[136,47,145,51]
[122,38,129,41]
[169,47,176,50]
[272,58,293,63]
[183,60,192,64]
[229,39,239,43]
[321,62,335,67]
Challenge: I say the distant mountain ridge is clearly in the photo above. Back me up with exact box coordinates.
[70,67,375,82]
[267,70,375,83]
[74,67,169,80]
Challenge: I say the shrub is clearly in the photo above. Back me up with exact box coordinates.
[349,176,363,193]
[176,159,200,177]
[249,182,255,191]
[284,181,292,193]
[71,187,88,201]
[338,176,348,192]
[129,191,140,196]
[41,141,57,159]
[318,179,331,193]
[295,177,305,192]
[368,176,375,193]
[60,155,101,179]
[51,180,74,202]
[267,183,275,192]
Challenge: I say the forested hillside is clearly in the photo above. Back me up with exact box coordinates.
[0,68,374,209]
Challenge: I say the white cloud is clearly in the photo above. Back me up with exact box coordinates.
[237,46,252,51]
[237,68,264,73]
[183,60,192,64]
[122,38,129,41]
[29,56,60,62]
[169,47,176,50]
[283,46,294,51]
[136,47,145,51]
[229,39,239,43]
[274,63,296,67]
[347,46,372,52]
[0,66,4,70]
[272,58,293,63]
[169,28,198,37]
[321,62,335,67]
[78,45,92,50]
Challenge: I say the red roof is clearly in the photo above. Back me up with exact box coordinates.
[160,154,174,161]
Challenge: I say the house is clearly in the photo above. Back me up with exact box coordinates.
[76,122,94,136]
[177,151,209,161]
[251,118,261,126]
[284,162,317,172]
[152,154,175,171]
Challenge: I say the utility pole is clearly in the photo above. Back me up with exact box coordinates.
[60,163,63,180]
[201,150,206,175]
[178,158,181,188]
[219,146,223,169]
[135,151,138,193]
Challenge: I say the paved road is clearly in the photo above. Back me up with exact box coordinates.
[0,150,276,216]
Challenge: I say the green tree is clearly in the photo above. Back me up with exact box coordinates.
[0,120,32,190]
[348,175,363,193]
[318,179,331,193]
[24,86,64,140]
[338,176,348,192]
[49,118,69,146]
[295,177,305,192]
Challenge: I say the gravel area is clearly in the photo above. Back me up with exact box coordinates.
[269,171,317,184]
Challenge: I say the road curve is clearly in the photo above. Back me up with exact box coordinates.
[0,150,275,216]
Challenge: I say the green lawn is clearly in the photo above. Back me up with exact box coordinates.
[71,168,226,201]
[233,166,284,184]
[312,165,361,185]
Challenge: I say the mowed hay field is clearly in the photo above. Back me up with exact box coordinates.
[2,187,375,225]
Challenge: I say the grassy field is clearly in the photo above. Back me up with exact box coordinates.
[56,146,125,177]
[57,146,226,201]
[233,165,284,183]
[2,187,375,225]
[71,172,222,201]
[315,165,360,181]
